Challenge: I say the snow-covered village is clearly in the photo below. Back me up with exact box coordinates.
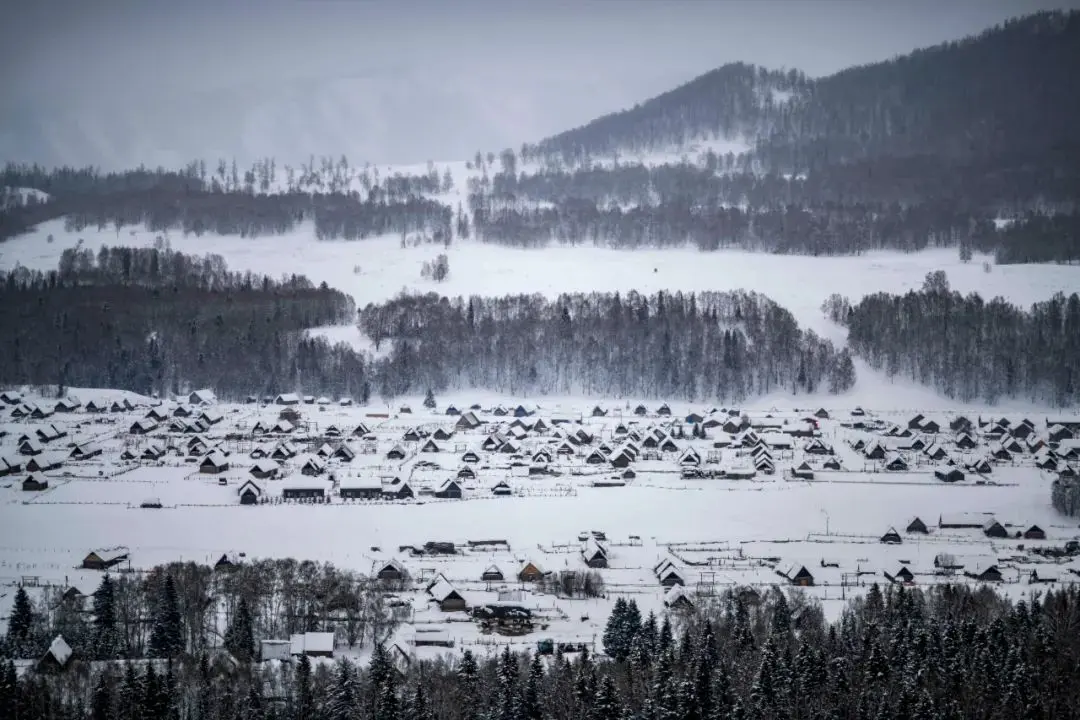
[3,3,1080,718]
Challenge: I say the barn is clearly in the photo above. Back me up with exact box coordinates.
[434,480,463,499]
[282,479,326,500]
[778,563,814,586]
[427,575,468,612]
[581,538,609,569]
[518,561,545,582]
[883,565,915,584]
[200,452,230,474]
[22,475,48,491]
[82,548,129,570]
[376,559,407,582]
[906,517,930,534]
[339,478,384,500]
[880,527,903,545]
[249,460,279,480]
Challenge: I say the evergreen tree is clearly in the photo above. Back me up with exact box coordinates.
[376,682,399,720]
[496,645,520,720]
[5,587,34,658]
[403,681,433,720]
[422,388,436,409]
[522,651,544,720]
[92,575,120,660]
[294,654,314,720]
[591,675,620,720]
[326,658,359,720]
[149,575,185,658]
[118,663,140,720]
[0,660,17,720]
[224,597,256,663]
[457,649,481,720]
[602,597,630,661]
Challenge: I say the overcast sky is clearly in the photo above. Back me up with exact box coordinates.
[2,0,1077,170]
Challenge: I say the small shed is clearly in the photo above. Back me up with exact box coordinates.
[200,451,229,474]
[260,639,292,662]
[249,460,279,480]
[481,565,505,582]
[376,559,406,582]
[22,474,48,491]
[434,479,463,499]
[518,561,545,582]
[237,480,263,505]
[906,517,930,534]
[427,575,467,612]
[880,527,903,545]
[291,631,334,658]
[1023,524,1047,540]
[983,519,1008,539]
[82,548,128,570]
[778,563,814,586]
[934,466,965,483]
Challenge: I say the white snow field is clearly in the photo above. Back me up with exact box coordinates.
[2,391,1078,661]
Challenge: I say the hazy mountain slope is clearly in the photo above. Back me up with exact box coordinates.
[532,11,1080,174]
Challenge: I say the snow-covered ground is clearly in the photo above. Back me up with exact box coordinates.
[4,220,1077,347]
[1,390,1078,660]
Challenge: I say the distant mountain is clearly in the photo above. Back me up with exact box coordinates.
[531,11,1080,177]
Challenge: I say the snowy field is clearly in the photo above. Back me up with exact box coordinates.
[5,219,1079,350]
[2,389,1079,661]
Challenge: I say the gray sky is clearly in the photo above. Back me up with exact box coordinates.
[2,0,1077,170]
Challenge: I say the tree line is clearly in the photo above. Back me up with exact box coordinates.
[0,159,455,243]
[359,290,855,403]
[2,558,400,667]
[4,574,1080,719]
[841,272,1080,406]
[0,246,369,401]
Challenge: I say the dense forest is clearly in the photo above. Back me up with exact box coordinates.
[0,159,454,243]
[838,272,1080,406]
[4,564,1080,720]
[358,291,854,402]
[0,246,368,401]
[529,12,1079,174]
[511,11,1080,261]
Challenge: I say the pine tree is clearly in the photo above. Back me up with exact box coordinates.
[403,682,433,720]
[294,654,314,720]
[591,675,620,720]
[368,643,395,717]
[659,615,674,652]
[522,651,544,720]
[457,649,481,720]
[326,658,359,720]
[149,574,184,658]
[118,663,140,720]
[225,597,256,663]
[5,587,34,658]
[92,575,120,660]
[141,660,167,720]
[496,645,520,720]
[422,388,436,409]
[0,660,17,720]
[376,682,399,720]
[602,597,629,661]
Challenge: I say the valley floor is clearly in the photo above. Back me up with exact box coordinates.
[2,391,1078,664]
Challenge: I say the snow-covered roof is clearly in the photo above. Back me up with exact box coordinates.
[45,635,72,666]
[427,575,461,603]
[290,631,334,655]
